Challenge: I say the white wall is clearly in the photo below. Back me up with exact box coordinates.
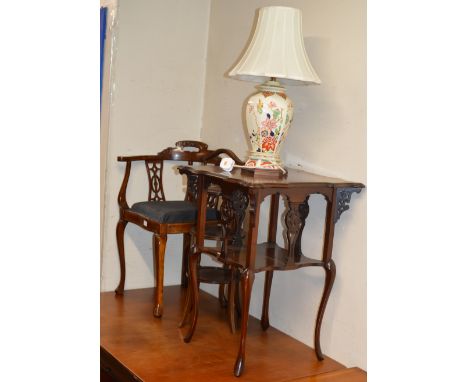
[200,0,366,369]
[100,0,211,291]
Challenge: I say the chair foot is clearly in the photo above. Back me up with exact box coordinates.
[153,304,163,318]
[260,319,270,331]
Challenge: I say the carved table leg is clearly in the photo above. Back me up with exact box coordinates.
[115,219,128,295]
[312,187,360,358]
[261,271,273,330]
[153,233,167,318]
[183,249,200,343]
[233,191,260,377]
[218,264,228,308]
[314,259,336,360]
[180,238,195,328]
[235,279,242,318]
[218,284,227,307]
[183,174,208,342]
[261,193,280,330]
[179,277,193,328]
[313,187,342,360]
[227,267,238,333]
[234,269,255,377]
[181,233,191,288]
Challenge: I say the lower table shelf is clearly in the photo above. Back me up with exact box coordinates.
[201,242,324,272]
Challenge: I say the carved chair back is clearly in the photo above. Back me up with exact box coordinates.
[143,140,242,206]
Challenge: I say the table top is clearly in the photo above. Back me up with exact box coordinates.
[179,165,365,190]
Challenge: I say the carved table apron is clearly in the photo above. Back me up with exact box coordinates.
[178,165,364,377]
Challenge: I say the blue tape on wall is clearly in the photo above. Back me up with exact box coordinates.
[100,7,108,110]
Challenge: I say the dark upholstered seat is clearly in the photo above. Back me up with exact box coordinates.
[131,201,218,224]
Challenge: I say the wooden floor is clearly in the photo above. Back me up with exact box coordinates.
[101,286,366,382]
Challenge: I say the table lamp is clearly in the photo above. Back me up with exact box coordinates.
[229,6,321,177]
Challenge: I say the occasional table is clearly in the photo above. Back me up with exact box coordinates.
[179,165,364,377]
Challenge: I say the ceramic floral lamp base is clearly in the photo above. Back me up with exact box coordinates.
[243,157,287,178]
[244,79,293,176]
[245,158,278,169]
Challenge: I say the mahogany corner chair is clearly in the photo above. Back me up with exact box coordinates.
[115,140,243,318]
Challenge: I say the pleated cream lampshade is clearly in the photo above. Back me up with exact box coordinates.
[229,6,321,85]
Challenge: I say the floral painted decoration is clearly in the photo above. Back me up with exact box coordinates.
[244,87,294,169]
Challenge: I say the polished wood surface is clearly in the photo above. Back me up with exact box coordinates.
[201,242,324,272]
[290,368,366,382]
[101,286,346,382]
[178,165,365,189]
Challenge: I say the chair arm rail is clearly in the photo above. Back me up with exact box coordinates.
[117,161,132,210]
[118,155,161,162]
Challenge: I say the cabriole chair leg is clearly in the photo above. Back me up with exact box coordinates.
[115,219,128,295]
[153,233,167,318]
